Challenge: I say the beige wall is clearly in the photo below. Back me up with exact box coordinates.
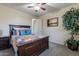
[40,4,79,45]
[0,5,35,36]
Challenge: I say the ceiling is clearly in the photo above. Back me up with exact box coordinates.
[0,3,75,17]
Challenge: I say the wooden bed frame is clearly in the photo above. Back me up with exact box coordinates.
[9,25,49,56]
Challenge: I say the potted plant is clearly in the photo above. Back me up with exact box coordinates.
[77,40,79,46]
[66,39,78,50]
[62,8,79,51]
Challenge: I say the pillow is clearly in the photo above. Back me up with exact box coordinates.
[14,28,30,30]
[25,29,31,35]
[16,30,20,36]
[12,29,20,36]
[19,30,26,35]
[12,30,16,35]
[20,29,31,36]
[12,28,31,36]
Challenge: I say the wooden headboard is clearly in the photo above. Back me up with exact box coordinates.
[9,25,31,38]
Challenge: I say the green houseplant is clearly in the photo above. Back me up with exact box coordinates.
[62,8,79,50]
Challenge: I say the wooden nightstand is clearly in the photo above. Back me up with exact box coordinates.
[0,36,11,50]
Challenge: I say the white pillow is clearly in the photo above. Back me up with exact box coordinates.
[14,28,30,30]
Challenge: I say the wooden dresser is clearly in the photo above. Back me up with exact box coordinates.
[17,36,49,56]
[0,36,11,50]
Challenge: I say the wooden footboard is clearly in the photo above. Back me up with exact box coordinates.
[17,36,49,56]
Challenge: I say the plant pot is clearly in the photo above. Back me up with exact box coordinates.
[67,43,78,51]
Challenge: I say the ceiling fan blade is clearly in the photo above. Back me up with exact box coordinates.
[41,3,46,5]
[40,3,46,11]
[27,6,34,8]
[41,7,46,11]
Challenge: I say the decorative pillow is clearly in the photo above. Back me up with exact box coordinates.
[25,29,31,35]
[16,30,20,36]
[12,28,31,36]
[12,30,16,35]
[20,29,31,36]
[19,30,26,35]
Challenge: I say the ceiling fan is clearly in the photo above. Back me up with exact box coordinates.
[27,3,46,12]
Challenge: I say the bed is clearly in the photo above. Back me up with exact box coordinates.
[9,25,49,56]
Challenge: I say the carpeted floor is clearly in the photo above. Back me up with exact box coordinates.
[40,42,79,56]
[0,48,14,56]
[0,42,79,56]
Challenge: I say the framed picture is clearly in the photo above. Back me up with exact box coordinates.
[47,17,58,27]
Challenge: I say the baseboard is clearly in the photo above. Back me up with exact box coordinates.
[49,41,64,46]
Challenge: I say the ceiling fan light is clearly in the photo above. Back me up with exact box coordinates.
[34,6,40,10]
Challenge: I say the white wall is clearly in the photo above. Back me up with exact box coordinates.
[0,5,35,36]
[40,4,79,45]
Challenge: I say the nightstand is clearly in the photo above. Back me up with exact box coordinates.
[0,36,11,50]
